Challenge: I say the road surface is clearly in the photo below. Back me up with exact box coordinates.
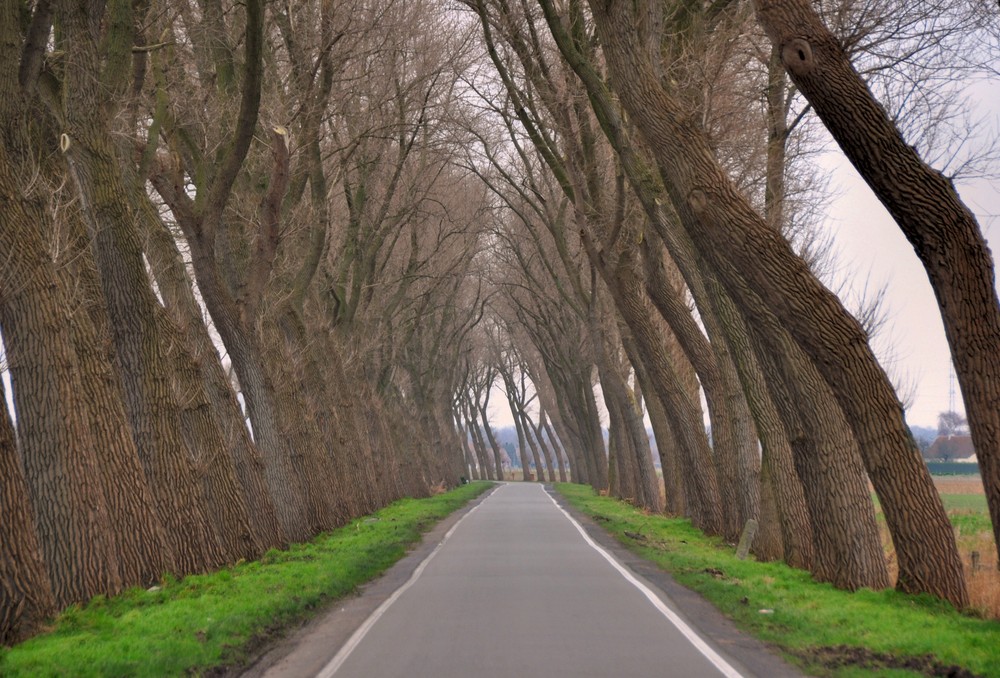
[255,483,799,678]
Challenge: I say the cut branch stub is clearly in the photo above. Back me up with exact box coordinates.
[781,38,815,77]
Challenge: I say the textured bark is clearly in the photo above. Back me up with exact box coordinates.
[602,249,718,528]
[641,238,751,540]
[757,0,1000,593]
[706,280,813,569]
[588,0,966,607]
[61,247,175,584]
[138,188,286,550]
[0,377,55,645]
[718,283,888,589]
[155,305,262,562]
[0,99,125,613]
[62,137,225,575]
[56,0,226,575]
[0,206,122,607]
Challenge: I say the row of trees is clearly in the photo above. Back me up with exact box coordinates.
[0,0,494,644]
[448,0,998,612]
[2,0,997,645]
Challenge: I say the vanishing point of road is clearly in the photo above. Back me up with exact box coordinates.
[251,483,801,678]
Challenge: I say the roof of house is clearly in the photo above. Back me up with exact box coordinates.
[926,434,975,460]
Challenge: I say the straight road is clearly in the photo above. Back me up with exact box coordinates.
[259,483,797,678]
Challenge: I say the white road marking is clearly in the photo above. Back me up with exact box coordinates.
[315,485,500,678]
[543,486,745,678]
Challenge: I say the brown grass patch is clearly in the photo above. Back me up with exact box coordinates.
[879,476,999,618]
[933,476,986,495]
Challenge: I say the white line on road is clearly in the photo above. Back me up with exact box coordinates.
[315,485,499,678]
[544,486,745,678]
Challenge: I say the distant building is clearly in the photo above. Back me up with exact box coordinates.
[925,434,976,462]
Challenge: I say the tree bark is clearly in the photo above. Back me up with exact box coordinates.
[0,375,56,645]
[756,0,1000,584]
[588,0,967,607]
[0,203,122,606]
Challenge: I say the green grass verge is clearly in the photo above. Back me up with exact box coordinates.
[554,482,1000,678]
[0,482,493,678]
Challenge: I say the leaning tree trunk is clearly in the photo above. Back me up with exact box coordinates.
[61,246,176,584]
[605,248,720,531]
[480,405,507,480]
[133,162,286,551]
[0,376,55,645]
[640,237,754,540]
[588,0,966,607]
[705,278,813,569]
[61,133,225,574]
[755,0,1000,580]
[0,225,122,607]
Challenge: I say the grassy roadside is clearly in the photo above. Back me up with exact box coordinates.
[0,481,493,678]
[554,482,1000,678]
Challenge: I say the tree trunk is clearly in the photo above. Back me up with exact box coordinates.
[588,0,967,607]
[539,410,569,483]
[641,238,754,540]
[722,284,887,589]
[0,217,122,606]
[756,0,1000,588]
[480,406,507,480]
[0,375,56,645]
[134,163,286,551]
[61,247,175,584]
[706,279,813,569]
[604,249,720,530]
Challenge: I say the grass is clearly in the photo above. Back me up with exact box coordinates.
[554,482,1000,678]
[0,481,493,678]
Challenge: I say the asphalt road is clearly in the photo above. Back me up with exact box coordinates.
[254,483,799,678]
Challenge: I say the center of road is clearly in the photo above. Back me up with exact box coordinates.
[311,483,747,678]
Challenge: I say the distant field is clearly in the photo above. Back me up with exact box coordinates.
[932,475,996,616]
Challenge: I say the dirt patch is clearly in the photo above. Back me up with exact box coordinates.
[933,476,985,495]
[794,644,979,677]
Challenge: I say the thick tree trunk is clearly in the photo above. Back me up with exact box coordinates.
[641,238,754,540]
[756,0,1000,585]
[62,137,225,574]
[604,250,720,530]
[134,164,286,551]
[61,252,175,584]
[706,280,813,569]
[155,305,262,562]
[0,376,56,645]
[0,223,122,607]
[588,0,966,607]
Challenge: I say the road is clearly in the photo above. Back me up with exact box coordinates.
[254,483,799,678]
